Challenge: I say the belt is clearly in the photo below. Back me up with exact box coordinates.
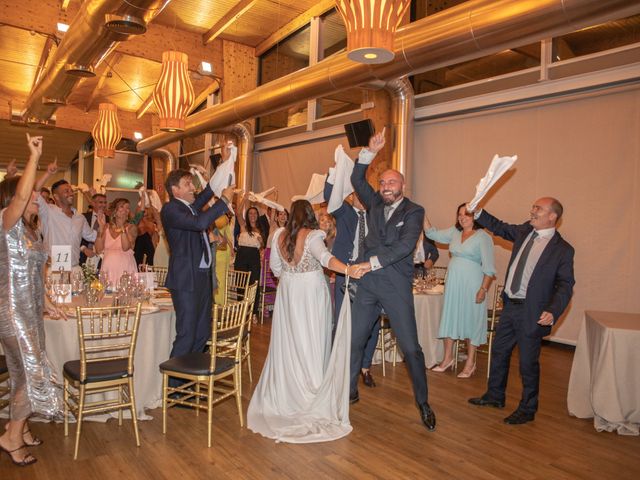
[505,296,525,305]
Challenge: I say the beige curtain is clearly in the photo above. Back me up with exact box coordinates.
[253,137,360,210]
[412,85,640,344]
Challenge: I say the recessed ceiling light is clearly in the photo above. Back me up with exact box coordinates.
[133,131,143,140]
[197,61,213,76]
[57,22,69,33]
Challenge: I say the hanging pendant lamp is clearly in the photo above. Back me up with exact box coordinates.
[92,103,121,158]
[153,51,195,132]
[335,0,411,64]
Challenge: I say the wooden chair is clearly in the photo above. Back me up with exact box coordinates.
[151,266,168,288]
[225,268,251,304]
[375,314,398,377]
[259,251,278,324]
[160,297,251,447]
[63,304,142,460]
[0,355,9,412]
[478,284,504,377]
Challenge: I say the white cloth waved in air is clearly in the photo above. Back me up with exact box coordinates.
[468,154,518,211]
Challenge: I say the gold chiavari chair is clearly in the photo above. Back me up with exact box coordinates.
[225,268,251,304]
[151,266,168,288]
[239,282,258,383]
[160,297,251,447]
[0,355,9,411]
[375,314,398,377]
[63,304,142,460]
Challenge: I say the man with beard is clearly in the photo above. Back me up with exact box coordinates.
[348,130,436,432]
[36,162,97,269]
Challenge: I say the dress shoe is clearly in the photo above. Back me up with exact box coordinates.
[431,359,454,372]
[361,370,376,388]
[503,410,535,425]
[349,392,359,404]
[468,396,505,409]
[418,403,436,431]
[457,364,476,379]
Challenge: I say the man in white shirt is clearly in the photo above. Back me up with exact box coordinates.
[468,198,575,424]
[36,177,97,269]
[80,193,108,267]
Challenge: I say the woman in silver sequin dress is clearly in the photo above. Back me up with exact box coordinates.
[0,135,64,467]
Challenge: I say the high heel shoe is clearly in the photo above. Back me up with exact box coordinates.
[0,443,37,467]
[457,364,476,378]
[4,424,42,447]
[431,359,454,372]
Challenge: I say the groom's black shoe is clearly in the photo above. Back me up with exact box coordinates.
[418,403,436,431]
[468,395,505,409]
[361,370,376,388]
[349,392,359,404]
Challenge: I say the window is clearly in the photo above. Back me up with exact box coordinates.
[257,25,311,133]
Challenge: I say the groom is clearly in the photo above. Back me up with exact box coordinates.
[349,130,436,431]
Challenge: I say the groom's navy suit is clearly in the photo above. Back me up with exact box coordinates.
[349,162,429,405]
[161,185,229,359]
[477,210,574,414]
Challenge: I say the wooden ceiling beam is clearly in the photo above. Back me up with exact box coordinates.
[202,0,259,45]
[85,52,123,112]
[255,0,336,57]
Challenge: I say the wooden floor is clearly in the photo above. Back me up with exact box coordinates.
[3,321,638,479]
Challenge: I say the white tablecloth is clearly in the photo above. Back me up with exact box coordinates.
[567,310,640,435]
[372,293,444,368]
[45,305,176,421]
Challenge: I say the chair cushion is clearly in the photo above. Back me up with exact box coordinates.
[0,355,7,375]
[63,358,130,384]
[159,353,235,376]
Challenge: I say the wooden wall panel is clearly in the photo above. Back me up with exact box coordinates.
[222,40,257,102]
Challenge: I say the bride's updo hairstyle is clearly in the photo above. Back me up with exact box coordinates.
[281,200,319,262]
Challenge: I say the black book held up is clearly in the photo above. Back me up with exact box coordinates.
[344,119,374,148]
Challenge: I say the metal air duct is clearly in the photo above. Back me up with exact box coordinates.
[137,0,640,154]
[22,0,172,123]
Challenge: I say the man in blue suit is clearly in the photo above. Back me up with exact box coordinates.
[161,169,234,363]
[349,131,436,432]
[468,198,575,424]
[323,181,378,388]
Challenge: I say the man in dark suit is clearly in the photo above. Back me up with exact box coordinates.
[80,193,108,266]
[161,169,234,363]
[323,181,378,387]
[468,198,575,424]
[414,235,439,276]
[349,131,436,431]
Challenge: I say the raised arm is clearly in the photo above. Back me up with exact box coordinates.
[475,209,525,242]
[161,200,229,233]
[2,134,42,231]
[35,157,58,193]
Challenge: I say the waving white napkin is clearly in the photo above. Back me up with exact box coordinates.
[209,143,237,196]
[249,188,284,212]
[468,154,518,211]
[327,145,355,214]
[292,173,327,204]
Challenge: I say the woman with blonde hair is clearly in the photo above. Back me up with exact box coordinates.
[95,198,138,287]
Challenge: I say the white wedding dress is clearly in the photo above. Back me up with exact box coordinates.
[247,228,352,443]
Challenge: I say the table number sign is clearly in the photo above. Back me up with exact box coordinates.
[51,245,72,271]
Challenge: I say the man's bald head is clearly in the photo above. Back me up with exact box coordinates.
[379,169,404,205]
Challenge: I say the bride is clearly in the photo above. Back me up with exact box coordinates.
[247,200,367,443]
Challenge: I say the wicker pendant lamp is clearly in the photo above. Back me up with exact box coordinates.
[92,103,121,158]
[153,51,195,132]
[335,0,411,64]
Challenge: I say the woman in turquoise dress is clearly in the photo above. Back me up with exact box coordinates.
[424,203,495,378]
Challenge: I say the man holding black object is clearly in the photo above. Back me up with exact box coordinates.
[161,168,235,364]
[349,129,436,432]
[467,198,574,424]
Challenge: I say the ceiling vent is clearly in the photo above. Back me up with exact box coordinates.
[65,63,96,77]
[104,14,147,35]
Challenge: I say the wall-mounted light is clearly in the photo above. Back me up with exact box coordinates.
[57,22,69,33]
[197,61,213,76]
[133,131,143,140]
